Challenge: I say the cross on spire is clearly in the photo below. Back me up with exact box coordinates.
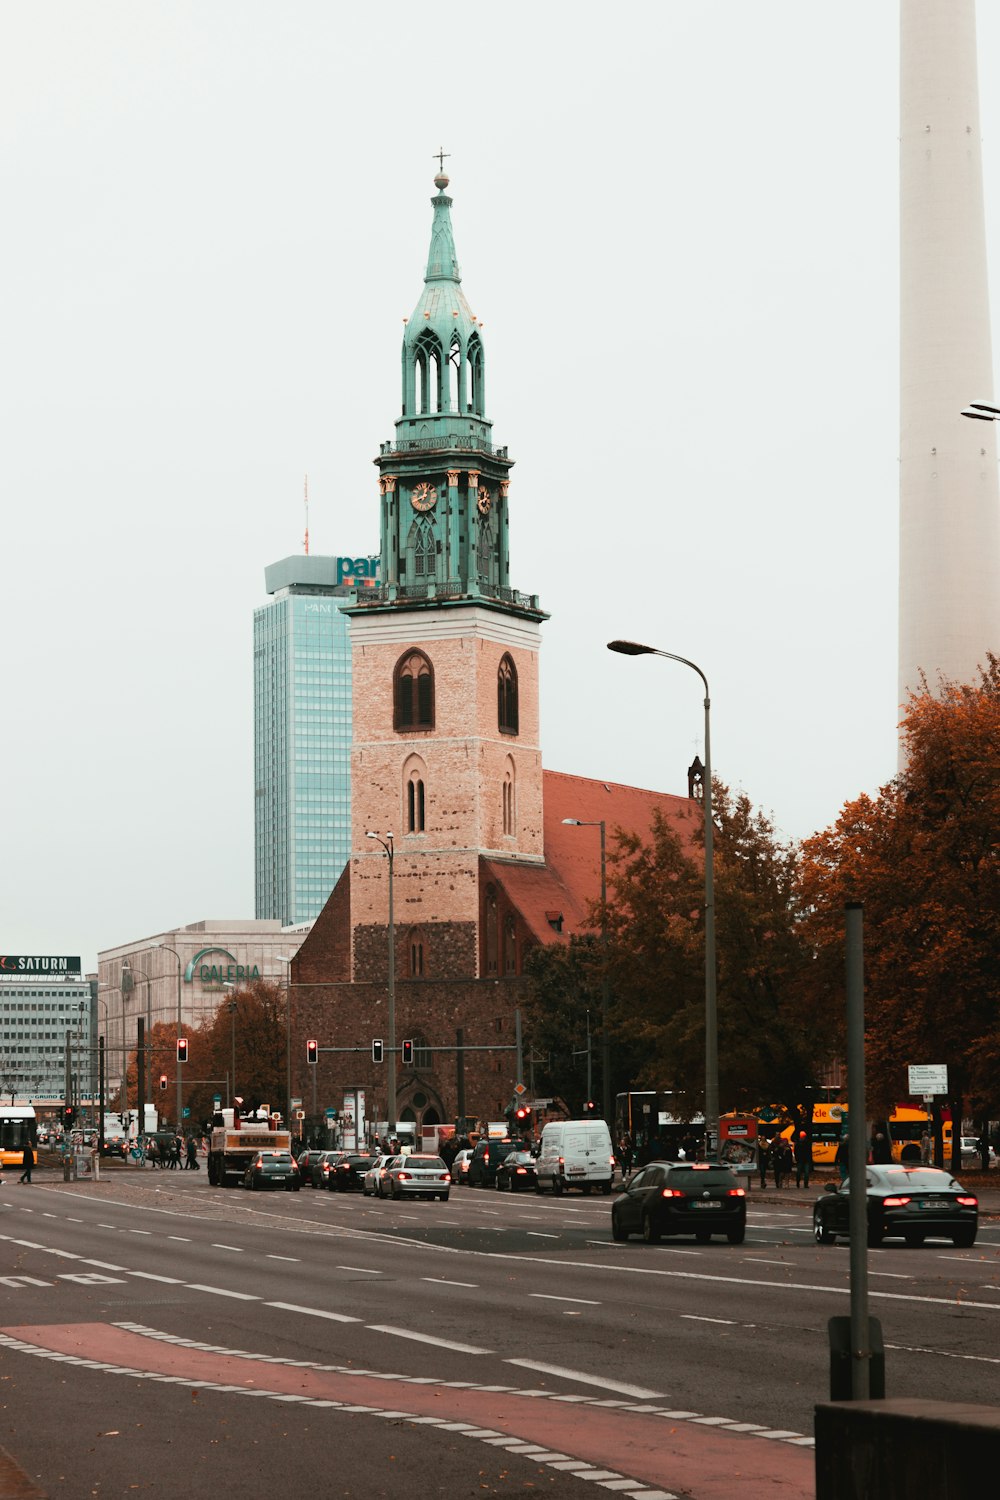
[433,147,450,173]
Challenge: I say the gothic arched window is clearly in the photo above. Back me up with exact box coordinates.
[394,650,434,732]
[478,519,496,587]
[415,329,443,414]
[498,654,518,736]
[484,886,498,975]
[467,332,483,415]
[407,770,426,833]
[502,759,515,836]
[407,517,435,579]
[407,928,427,978]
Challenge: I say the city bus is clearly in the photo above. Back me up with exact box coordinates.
[0,1105,39,1168]
[728,1102,952,1166]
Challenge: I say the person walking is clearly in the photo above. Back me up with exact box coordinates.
[185,1135,200,1170]
[170,1135,182,1170]
[794,1131,812,1190]
[870,1130,892,1164]
[756,1135,770,1189]
[18,1144,34,1184]
[835,1134,850,1183]
[773,1136,793,1189]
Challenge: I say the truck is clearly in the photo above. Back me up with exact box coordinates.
[207,1105,290,1188]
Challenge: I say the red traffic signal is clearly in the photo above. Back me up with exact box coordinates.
[401,1039,414,1065]
[62,1105,76,1129]
[515,1106,530,1122]
[176,1037,189,1064]
[306,1039,318,1065]
[159,1073,168,1092]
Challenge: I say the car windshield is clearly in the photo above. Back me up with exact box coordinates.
[261,1154,292,1165]
[506,1153,533,1165]
[665,1167,739,1191]
[403,1156,445,1169]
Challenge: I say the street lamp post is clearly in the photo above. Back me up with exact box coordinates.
[607,639,718,1156]
[275,955,295,1130]
[366,831,396,1137]
[562,817,611,1122]
[152,943,184,1129]
[121,958,154,1107]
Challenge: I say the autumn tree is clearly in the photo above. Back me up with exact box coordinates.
[191,979,288,1126]
[797,657,1000,1138]
[522,936,640,1111]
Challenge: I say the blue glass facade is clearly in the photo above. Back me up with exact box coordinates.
[254,555,374,925]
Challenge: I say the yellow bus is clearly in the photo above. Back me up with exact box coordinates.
[736,1102,953,1167]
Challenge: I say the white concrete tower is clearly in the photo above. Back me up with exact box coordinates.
[899,0,1000,713]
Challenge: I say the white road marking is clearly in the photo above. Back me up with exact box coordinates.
[336,1265,381,1274]
[81,1260,129,1271]
[0,1276,50,1287]
[129,1272,184,1284]
[58,1273,126,1285]
[97,1224,117,1229]
[187,1284,258,1300]
[266,1254,299,1262]
[530,1294,600,1306]
[129,1229,152,1236]
[266,1301,360,1323]
[168,1236,191,1243]
[527,1231,558,1238]
[748,1259,791,1266]
[422,1277,479,1288]
[66,1218,84,1223]
[869,1271,912,1280]
[681,1315,737,1325]
[212,1244,244,1252]
[367,1325,491,1356]
[506,1361,665,1400]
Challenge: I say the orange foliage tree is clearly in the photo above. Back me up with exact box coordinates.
[797,657,1000,1123]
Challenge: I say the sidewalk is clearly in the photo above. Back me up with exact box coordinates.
[750,1171,1000,1218]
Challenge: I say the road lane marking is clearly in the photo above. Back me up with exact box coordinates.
[187,1285,258,1300]
[367,1325,491,1356]
[212,1244,244,1252]
[81,1260,129,1271]
[129,1272,184,1284]
[681,1315,737,1325]
[505,1361,664,1400]
[422,1277,479,1288]
[869,1271,912,1280]
[267,1254,300,1262]
[129,1230,152,1236]
[527,1232,558,1238]
[266,1302,360,1323]
[168,1236,191,1243]
[336,1265,381,1274]
[530,1294,600,1306]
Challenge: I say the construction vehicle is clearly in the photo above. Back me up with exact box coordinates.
[207,1104,290,1188]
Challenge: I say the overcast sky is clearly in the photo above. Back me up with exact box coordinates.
[4,3,999,972]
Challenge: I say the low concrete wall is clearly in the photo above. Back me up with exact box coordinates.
[815,1398,1000,1499]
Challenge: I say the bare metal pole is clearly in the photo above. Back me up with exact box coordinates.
[846,902,870,1400]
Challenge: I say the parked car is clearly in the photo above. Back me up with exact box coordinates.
[296,1147,322,1185]
[383,1154,451,1201]
[611,1161,746,1244]
[362,1154,394,1196]
[536,1119,615,1195]
[451,1149,474,1185]
[467,1138,517,1189]
[495,1150,538,1193]
[310,1150,345,1189]
[242,1151,301,1192]
[960,1137,996,1168]
[330,1153,378,1192]
[812,1165,978,1248]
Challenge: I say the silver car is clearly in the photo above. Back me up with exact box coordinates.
[362,1154,394,1197]
[383,1153,451,1201]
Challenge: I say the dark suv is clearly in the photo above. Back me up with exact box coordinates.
[467,1138,517,1188]
[612,1161,747,1244]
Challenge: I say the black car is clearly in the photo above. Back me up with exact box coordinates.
[467,1138,517,1188]
[611,1161,747,1244]
[812,1165,978,1248]
[242,1151,301,1191]
[495,1150,538,1192]
[296,1147,322,1185]
[329,1154,378,1192]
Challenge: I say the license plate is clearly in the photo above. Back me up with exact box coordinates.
[919,1199,949,1210]
[568,1167,585,1175]
[692,1201,721,1209]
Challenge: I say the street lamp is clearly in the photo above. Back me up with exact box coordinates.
[366,831,396,1137]
[607,639,718,1157]
[274,956,295,1130]
[961,400,1000,420]
[562,817,611,1122]
[121,957,154,1105]
[152,942,183,1129]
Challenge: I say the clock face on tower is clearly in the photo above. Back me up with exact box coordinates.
[411,481,438,512]
[477,485,492,515]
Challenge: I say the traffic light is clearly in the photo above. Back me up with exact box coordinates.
[62,1105,76,1129]
[176,1037,189,1064]
[306,1039,318,1065]
[401,1039,414,1065]
[515,1105,530,1125]
[372,1038,384,1064]
[159,1073,168,1092]
[582,1100,596,1116]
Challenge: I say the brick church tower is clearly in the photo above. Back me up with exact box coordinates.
[345,166,548,985]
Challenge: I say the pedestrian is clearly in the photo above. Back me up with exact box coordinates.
[920,1130,932,1166]
[185,1135,200,1170]
[147,1136,160,1170]
[794,1130,812,1190]
[870,1131,892,1164]
[170,1135,182,1170]
[18,1144,34,1184]
[773,1136,793,1189]
[756,1135,770,1189]
[835,1134,850,1183]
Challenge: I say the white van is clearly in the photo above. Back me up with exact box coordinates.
[536,1119,614,1195]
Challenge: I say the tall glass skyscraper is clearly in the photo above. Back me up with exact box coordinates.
[254,553,377,925]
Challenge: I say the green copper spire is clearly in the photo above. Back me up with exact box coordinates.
[425,172,461,283]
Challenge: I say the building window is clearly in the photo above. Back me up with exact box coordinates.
[498,654,518,735]
[407,773,426,833]
[485,886,498,975]
[413,1036,432,1069]
[502,760,515,836]
[504,914,517,975]
[407,928,426,978]
[395,650,434,732]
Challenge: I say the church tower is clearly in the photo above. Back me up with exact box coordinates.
[346,167,547,984]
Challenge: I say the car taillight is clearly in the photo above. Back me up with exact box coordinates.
[957,1196,978,1207]
[444,1173,451,1182]
[609,1156,616,1165]
[726,1188,746,1198]
[516,1167,527,1175]
[397,1172,410,1181]
[483,1151,489,1164]
[882,1196,911,1208]
[661,1188,684,1198]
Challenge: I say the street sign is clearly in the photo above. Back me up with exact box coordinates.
[757,1108,781,1123]
[182,1107,190,1118]
[908,1064,948,1096]
[514,1082,527,1096]
[325,1107,337,1120]
[294,1110,305,1121]
[213,1095,221,1107]
[290,1097,302,1109]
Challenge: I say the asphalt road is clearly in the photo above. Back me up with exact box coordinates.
[1,1166,998,1498]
